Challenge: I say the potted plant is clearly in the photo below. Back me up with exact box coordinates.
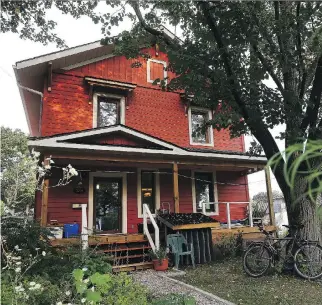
[149,247,168,271]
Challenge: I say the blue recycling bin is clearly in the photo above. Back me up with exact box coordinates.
[63,223,79,238]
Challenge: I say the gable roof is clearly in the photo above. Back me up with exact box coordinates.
[28,124,267,165]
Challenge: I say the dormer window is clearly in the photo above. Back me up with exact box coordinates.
[188,107,214,146]
[93,93,125,128]
[147,59,167,84]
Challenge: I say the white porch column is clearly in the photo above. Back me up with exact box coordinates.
[81,204,88,250]
[226,202,231,229]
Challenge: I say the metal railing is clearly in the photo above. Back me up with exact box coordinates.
[143,204,160,252]
[201,201,253,229]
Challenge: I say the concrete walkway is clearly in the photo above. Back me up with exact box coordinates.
[132,270,235,305]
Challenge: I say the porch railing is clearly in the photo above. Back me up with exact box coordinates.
[143,204,160,252]
[202,201,253,229]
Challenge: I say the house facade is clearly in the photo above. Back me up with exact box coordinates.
[14,41,267,235]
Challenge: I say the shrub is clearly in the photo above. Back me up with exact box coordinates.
[213,233,243,260]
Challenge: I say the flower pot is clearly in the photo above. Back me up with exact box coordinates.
[152,258,168,271]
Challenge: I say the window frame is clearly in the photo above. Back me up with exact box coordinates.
[188,106,214,146]
[137,169,160,218]
[93,92,125,128]
[147,59,167,84]
[191,170,219,216]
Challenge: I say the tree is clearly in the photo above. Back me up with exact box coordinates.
[252,190,283,219]
[1,127,78,216]
[2,1,322,240]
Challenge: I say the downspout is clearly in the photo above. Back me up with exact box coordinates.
[17,83,44,134]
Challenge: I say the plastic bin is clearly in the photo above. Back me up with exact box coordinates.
[63,223,79,238]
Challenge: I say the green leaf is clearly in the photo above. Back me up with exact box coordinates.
[86,290,102,303]
[72,269,84,282]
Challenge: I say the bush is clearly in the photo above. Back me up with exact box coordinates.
[1,217,53,258]
[32,246,113,282]
[213,233,243,260]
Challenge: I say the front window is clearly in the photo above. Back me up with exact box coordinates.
[195,172,215,214]
[190,109,212,145]
[97,96,120,127]
[141,171,155,213]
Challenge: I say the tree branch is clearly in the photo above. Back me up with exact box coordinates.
[130,1,175,46]
[301,55,322,138]
[296,1,307,100]
[274,1,286,61]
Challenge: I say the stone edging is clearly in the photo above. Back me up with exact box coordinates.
[157,273,236,305]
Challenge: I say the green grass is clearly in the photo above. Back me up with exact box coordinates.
[177,259,322,305]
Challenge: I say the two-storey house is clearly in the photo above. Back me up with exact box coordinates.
[14,39,271,269]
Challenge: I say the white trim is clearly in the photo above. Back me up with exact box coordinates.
[147,59,167,84]
[137,169,160,218]
[85,77,136,89]
[28,139,266,162]
[92,92,125,128]
[13,66,33,134]
[188,107,214,147]
[29,125,183,152]
[191,170,219,216]
[88,172,127,234]
[15,41,103,69]
[63,54,115,70]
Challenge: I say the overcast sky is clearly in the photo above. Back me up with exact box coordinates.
[0,5,285,198]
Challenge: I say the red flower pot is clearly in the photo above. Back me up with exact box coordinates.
[152,258,169,271]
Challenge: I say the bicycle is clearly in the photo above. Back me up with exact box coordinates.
[243,224,322,280]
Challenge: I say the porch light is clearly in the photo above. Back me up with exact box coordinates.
[73,173,86,194]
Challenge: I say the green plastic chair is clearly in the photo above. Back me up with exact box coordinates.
[166,234,195,269]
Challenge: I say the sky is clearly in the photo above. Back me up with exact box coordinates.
[0,5,285,198]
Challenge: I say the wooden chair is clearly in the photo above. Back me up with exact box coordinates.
[166,234,195,269]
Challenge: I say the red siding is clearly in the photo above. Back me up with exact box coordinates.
[41,49,244,152]
[47,178,87,228]
[43,170,249,231]
[216,171,249,223]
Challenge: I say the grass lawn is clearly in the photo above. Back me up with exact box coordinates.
[177,258,322,305]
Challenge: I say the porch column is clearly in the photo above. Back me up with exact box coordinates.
[40,158,49,227]
[173,162,180,213]
[265,166,276,226]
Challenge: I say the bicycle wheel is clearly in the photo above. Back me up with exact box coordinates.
[243,243,272,277]
[294,243,322,280]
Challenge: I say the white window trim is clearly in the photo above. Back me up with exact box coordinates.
[192,170,219,216]
[92,92,125,128]
[88,172,127,234]
[188,107,214,147]
[147,59,167,84]
[137,169,160,218]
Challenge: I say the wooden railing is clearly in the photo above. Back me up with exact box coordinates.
[201,201,253,229]
[143,204,160,252]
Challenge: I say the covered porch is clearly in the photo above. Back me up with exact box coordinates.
[29,125,275,269]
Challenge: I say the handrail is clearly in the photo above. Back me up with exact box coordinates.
[143,204,160,252]
[201,201,253,229]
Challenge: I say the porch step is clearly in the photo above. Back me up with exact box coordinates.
[97,245,152,253]
[112,262,154,273]
[110,253,150,261]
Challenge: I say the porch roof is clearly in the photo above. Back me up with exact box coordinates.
[28,124,267,168]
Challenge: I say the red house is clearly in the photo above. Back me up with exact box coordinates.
[14,39,272,269]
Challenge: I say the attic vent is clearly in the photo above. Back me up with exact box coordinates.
[147,59,167,84]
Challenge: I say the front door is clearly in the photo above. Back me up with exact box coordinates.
[93,177,122,233]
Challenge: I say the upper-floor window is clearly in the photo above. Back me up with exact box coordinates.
[93,93,125,128]
[147,59,167,84]
[188,107,214,146]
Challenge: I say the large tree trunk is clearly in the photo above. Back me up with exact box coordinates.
[284,176,321,242]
